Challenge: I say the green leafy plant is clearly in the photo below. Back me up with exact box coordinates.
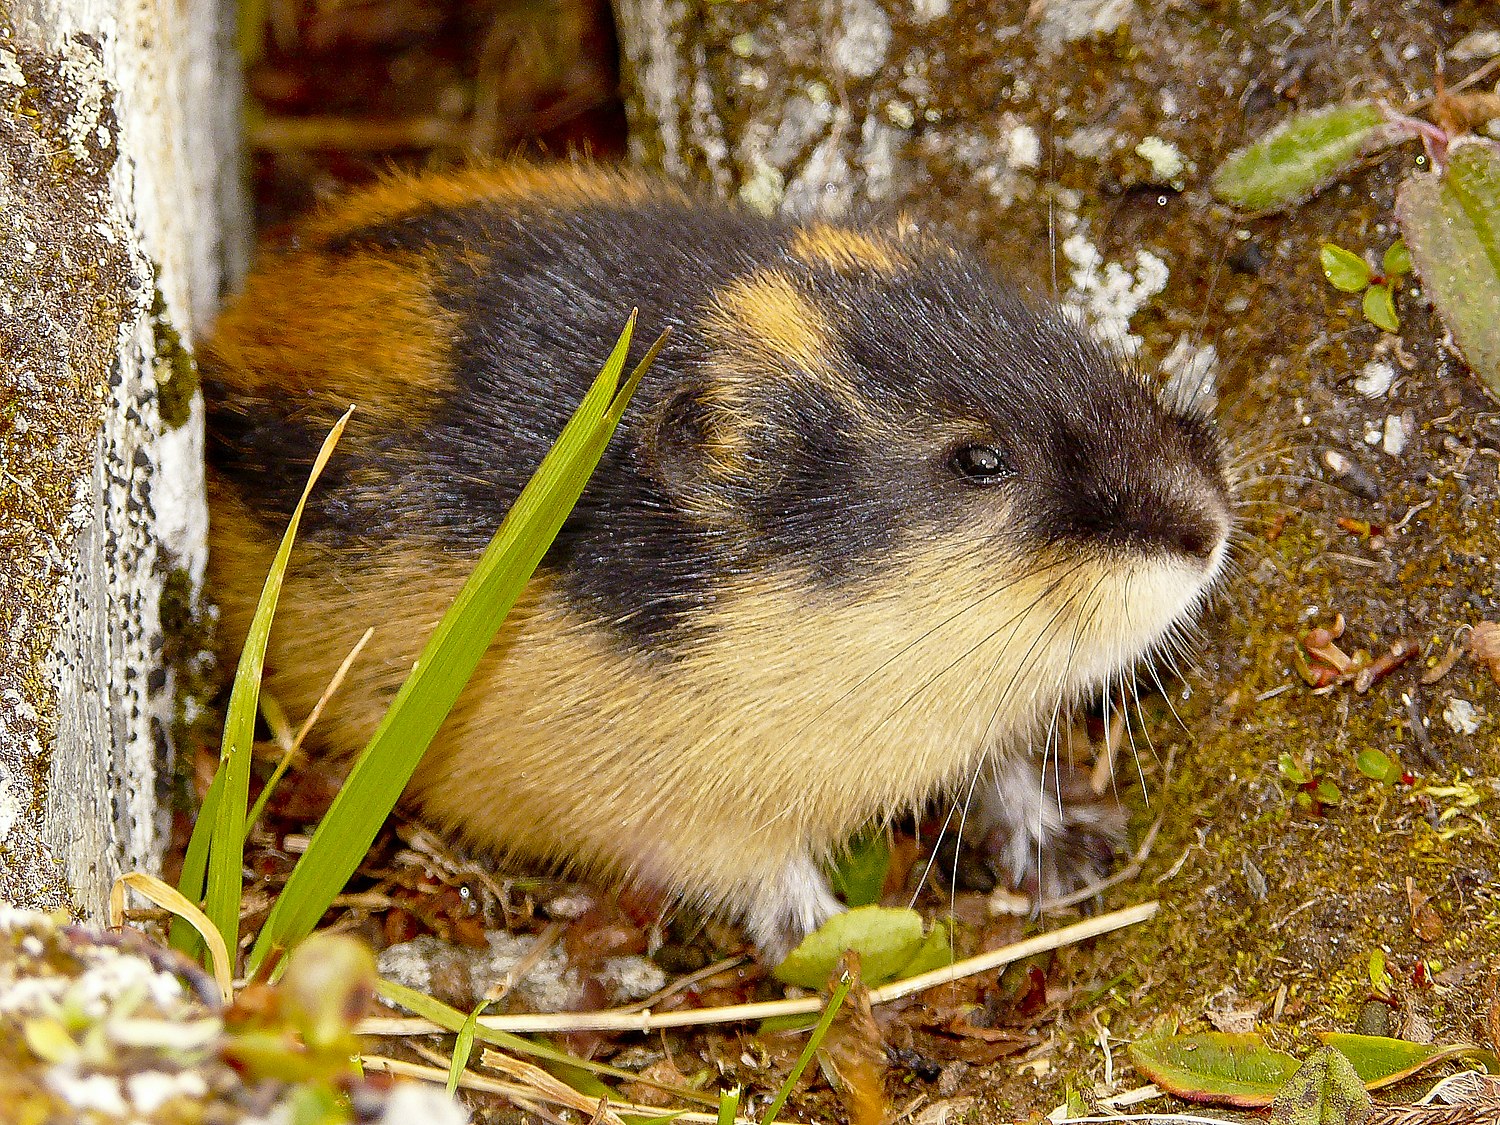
[1211,80,1500,392]
[1367,949,1395,999]
[1354,747,1401,783]
[1396,141,1500,394]
[827,829,891,908]
[1129,1029,1498,1108]
[1211,102,1402,212]
[1276,752,1341,811]
[773,906,953,990]
[1319,240,1411,332]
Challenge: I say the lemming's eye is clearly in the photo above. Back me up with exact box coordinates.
[950,444,1011,482]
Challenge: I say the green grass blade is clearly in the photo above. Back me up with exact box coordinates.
[374,978,712,1103]
[760,972,852,1125]
[174,410,352,962]
[248,316,650,972]
[716,1087,741,1125]
[448,1001,485,1095]
[169,768,225,954]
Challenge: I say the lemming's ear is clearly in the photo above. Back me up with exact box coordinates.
[640,380,740,509]
[641,378,786,511]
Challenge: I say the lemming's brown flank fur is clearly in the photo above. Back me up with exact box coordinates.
[206,163,1232,956]
[204,250,457,428]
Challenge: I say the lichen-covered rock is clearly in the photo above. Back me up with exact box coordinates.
[0,907,469,1124]
[1,0,245,919]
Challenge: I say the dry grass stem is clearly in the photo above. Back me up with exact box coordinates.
[480,1049,627,1125]
[363,1056,757,1125]
[358,902,1158,1037]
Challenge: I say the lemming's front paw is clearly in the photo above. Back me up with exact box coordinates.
[970,753,1127,902]
[742,853,843,964]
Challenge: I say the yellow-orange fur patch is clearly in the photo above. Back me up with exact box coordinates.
[788,224,907,273]
[705,269,833,377]
[299,165,672,246]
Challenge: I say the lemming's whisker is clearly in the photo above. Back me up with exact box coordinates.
[946,737,993,915]
[1099,669,1117,799]
[1125,670,1152,796]
[908,794,962,911]
[917,568,1088,870]
[750,558,1090,837]
[704,553,1074,765]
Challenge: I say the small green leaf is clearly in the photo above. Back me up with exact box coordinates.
[1363,284,1399,332]
[1320,244,1373,292]
[1354,748,1397,782]
[1129,1031,1302,1106]
[1396,139,1500,395]
[1313,778,1342,806]
[1278,753,1312,785]
[1269,1046,1371,1125]
[899,919,956,978]
[1212,102,1399,212]
[1382,239,1411,277]
[1319,1032,1500,1088]
[774,906,925,988]
[829,830,891,908]
[23,1018,79,1064]
[1367,949,1393,995]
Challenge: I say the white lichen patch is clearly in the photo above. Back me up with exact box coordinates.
[374,1083,471,1125]
[1443,698,1481,735]
[1135,134,1188,181]
[55,44,111,163]
[0,47,24,86]
[1063,124,1120,159]
[599,955,668,1003]
[1033,0,1134,50]
[1451,29,1500,60]
[49,1070,131,1114]
[1006,124,1042,170]
[127,1069,210,1114]
[1061,232,1169,354]
[1382,412,1414,456]
[833,0,892,78]
[1355,360,1396,398]
[379,931,584,1013]
[911,0,951,21]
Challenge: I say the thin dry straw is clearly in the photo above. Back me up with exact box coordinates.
[359,902,1157,1037]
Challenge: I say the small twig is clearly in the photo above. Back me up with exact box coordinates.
[363,1055,758,1125]
[618,954,749,1013]
[481,1049,628,1125]
[368,1055,566,1125]
[247,627,374,838]
[358,903,1158,1037]
[487,920,565,1003]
